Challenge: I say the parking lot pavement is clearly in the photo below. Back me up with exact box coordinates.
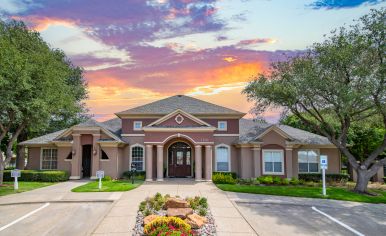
[0,202,112,236]
[235,201,386,236]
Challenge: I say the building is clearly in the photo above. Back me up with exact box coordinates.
[20,95,342,180]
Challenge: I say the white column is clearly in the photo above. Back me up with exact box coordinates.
[91,133,100,179]
[205,145,213,181]
[70,134,81,179]
[253,147,261,178]
[146,145,153,181]
[156,145,164,181]
[195,145,202,181]
[286,146,293,178]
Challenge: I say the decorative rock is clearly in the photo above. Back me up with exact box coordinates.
[185,214,207,229]
[143,215,158,225]
[166,208,193,219]
[165,197,189,209]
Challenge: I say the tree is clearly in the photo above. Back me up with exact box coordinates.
[0,20,88,184]
[243,9,385,193]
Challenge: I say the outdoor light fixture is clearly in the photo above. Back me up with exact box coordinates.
[72,149,76,155]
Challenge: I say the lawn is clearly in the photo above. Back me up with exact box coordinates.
[71,179,143,192]
[0,182,55,197]
[216,184,386,204]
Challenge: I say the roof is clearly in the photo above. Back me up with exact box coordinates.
[116,95,245,116]
[238,119,332,145]
[19,129,66,145]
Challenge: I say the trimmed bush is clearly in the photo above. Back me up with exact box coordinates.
[258,176,274,184]
[273,176,282,185]
[212,171,237,179]
[299,173,349,182]
[290,177,300,185]
[144,216,192,236]
[281,178,290,185]
[3,170,69,182]
[212,172,236,184]
[102,176,112,181]
[122,170,146,180]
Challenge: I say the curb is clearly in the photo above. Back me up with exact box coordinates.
[0,199,114,206]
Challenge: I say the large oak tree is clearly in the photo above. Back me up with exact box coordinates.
[243,9,385,193]
[0,20,88,184]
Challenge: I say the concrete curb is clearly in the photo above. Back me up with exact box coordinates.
[0,199,115,206]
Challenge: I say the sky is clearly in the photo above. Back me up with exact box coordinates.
[1,0,385,122]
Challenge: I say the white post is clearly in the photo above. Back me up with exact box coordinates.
[322,168,326,196]
[98,177,102,190]
[14,176,18,190]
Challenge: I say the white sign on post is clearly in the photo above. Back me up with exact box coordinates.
[11,169,21,190]
[96,170,104,190]
[320,155,328,196]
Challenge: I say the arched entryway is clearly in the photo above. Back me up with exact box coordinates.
[167,142,192,177]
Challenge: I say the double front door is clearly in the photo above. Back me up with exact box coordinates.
[168,142,192,177]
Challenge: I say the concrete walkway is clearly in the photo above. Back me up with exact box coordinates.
[92,179,257,236]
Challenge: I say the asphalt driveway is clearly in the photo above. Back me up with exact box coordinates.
[227,192,386,236]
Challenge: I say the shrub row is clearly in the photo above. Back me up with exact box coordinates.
[212,172,236,184]
[2,170,69,182]
[212,171,237,179]
[122,170,146,180]
[298,173,350,182]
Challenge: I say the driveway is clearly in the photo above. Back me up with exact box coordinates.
[227,192,386,236]
[0,181,121,236]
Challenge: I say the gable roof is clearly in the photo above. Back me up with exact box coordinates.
[116,95,245,117]
[147,109,213,128]
[238,119,332,145]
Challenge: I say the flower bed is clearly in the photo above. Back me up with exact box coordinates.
[133,193,216,236]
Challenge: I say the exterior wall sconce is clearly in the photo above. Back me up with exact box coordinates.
[72,149,76,155]
[93,148,97,155]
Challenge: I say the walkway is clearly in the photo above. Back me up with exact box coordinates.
[92,179,257,236]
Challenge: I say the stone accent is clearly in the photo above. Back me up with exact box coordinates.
[166,208,193,219]
[185,214,207,229]
[143,215,159,226]
[165,197,189,209]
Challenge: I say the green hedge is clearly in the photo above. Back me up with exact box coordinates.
[2,170,69,182]
[122,170,146,180]
[212,171,237,179]
[298,173,350,182]
[212,172,236,184]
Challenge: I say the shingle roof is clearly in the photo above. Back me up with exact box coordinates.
[116,95,245,116]
[19,129,66,145]
[238,119,332,145]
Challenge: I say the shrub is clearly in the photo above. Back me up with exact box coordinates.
[289,177,300,185]
[273,176,282,185]
[198,208,207,216]
[139,201,147,212]
[3,170,69,182]
[212,171,237,179]
[122,170,146,180]
[281,178,290,185]
[258,176,273,184]
[212,173,236,184]
[144,216,191,236]
[102,175,112,181]
[298,173,350,182]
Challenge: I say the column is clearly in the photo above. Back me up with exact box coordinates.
[70,134,81,179]
[146,145,153,181]
[91,133,101,179]
[195,145,202,181]
[205,145,213,181]
[156,145,164,181]
[253,147,261,178]
[285,146,293,178]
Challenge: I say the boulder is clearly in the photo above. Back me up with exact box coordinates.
[143,215,159,225]
[185,214,207,229]
[166,208,193,219]
[165,197,189,209]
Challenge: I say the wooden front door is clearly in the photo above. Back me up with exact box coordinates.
[82,145,92,178]
[168,142,192,177]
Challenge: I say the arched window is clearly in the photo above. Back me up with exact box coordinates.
[131,145,144,171]
[215,144,230,172]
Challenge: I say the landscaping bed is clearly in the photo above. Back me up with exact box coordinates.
[133,193,216,236]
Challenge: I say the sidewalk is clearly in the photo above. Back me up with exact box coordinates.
[92,179,257,236]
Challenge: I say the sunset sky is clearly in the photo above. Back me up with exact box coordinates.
[1,0,385,122]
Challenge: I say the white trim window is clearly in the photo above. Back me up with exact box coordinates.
[131,145,145,171]
[298,150,319,173]
[41,148,58,170]
[215,144,230,172]
[217,121,227,131]
[262,149,284,175]
[133,121,142,130]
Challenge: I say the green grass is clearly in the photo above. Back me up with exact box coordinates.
[0,182,55,196]
[216,184,386,204]
[71,179,143,192]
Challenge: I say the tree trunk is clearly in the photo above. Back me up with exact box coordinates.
[0,162,4,186]
[354,169,370,193]
[16,131,28,169]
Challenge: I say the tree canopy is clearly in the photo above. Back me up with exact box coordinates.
[0,20,88,183]
[243,9,386,193]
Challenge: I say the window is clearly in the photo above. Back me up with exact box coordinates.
[298,150,319,173]
[133,121,142,130]
[101,150,109,160]
[218,121,227,131]
[263,150,284,175]
[41,149,57,170]
[65,152,72,160]
[215,145,230,171]
[131,145,144,171]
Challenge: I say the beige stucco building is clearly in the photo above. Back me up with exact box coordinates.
[20,95,344,180]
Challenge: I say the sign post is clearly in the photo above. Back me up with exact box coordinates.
[320,155,328,196]
[96,170,104,190]
[130,163,137,184]
[11,169,21,191]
